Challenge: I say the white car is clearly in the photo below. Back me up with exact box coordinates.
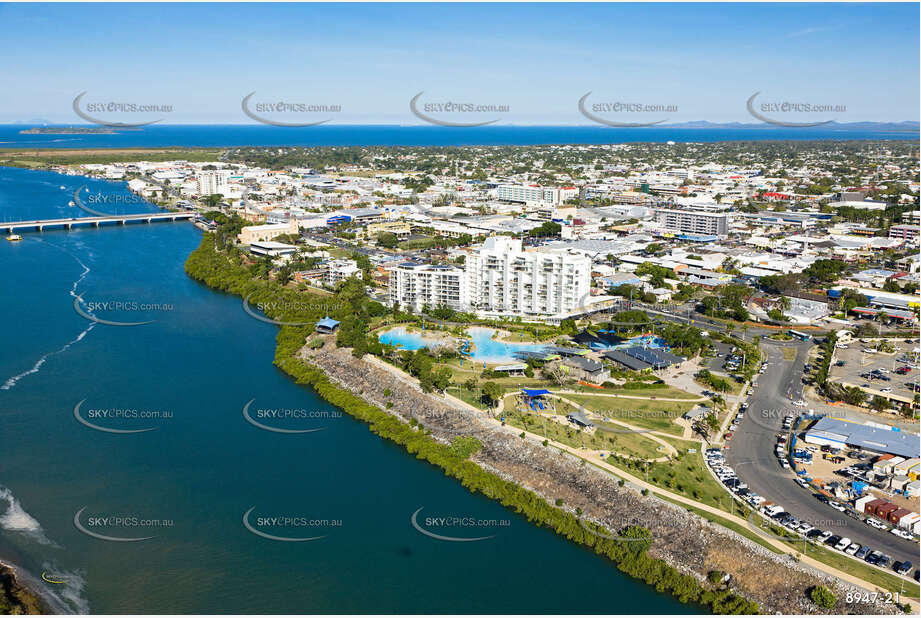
[793,400,806,407]
[834,537,852,551]
[881,387,892,394]
[763,504,784,516]
[795,478,809,488]
[829,502,847,513]
[845,543,860,555]
[891,528,914,540]
[877,368,889,374]
[780,460,791,469]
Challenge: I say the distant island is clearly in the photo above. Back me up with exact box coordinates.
[19,126,124,135]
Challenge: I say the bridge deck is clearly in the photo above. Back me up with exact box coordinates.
[2,212,196,233]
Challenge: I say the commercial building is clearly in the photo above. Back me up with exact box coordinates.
[465,237,591,320]
[889,224,920,242]
[803,417,920,459]
[653,208,729,237]
[249,241,297,258]
[238,219,300,245]
[388,262,468,313]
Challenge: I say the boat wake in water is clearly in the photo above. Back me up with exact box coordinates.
[0,239,95,391]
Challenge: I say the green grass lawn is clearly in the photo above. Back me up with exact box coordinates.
[501,409,667,460]
[607,435,733,512]
[558,393,694,436]
[568,382,701,400]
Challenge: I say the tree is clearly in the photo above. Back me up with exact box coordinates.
[482,382,503,410]
[529,221,562,237]
[870,395,890,412]
[376,232,399,248]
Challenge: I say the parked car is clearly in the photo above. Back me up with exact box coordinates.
[845,543,860,555]
[877,554,891,568]
[834,537,852,551]
[895,561,913,575]
[866,551,881,565]
[855,545,870,559]
[825,535,842,547]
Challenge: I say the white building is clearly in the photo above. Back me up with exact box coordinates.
[497,184,563,206]
[389,263,468,312]
[326,259,362,286]
[197,170,230,196]
[465,237,591,320]
[653,208,730,236]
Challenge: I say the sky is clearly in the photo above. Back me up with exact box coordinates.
[0,2,918,125]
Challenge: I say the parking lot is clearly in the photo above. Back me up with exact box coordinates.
[828,338,920,408]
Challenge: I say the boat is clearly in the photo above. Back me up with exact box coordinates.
[6,234,22,242]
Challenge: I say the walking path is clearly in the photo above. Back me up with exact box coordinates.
[441,384,918,610]
[368,351,917,610]
[549,389,708,403]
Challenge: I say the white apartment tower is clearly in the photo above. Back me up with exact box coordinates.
[197,170,230,196]
[389,263,468,313]
[653,208,729,236]
[465,237,591,319]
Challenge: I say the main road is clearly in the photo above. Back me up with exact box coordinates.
[726,339,918,569]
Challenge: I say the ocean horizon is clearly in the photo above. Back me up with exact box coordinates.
[1,123,918,150]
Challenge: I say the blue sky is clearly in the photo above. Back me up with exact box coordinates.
[1,2,918,124]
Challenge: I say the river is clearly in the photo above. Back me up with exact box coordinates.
[0,165,697,614]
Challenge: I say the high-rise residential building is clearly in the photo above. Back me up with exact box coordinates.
[465,237,591,319]
[388,262,468,313]
[197,170,230,196]
[653,208,729,236]
[497,184,560,206]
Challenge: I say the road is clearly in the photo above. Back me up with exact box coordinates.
[726,338,918,570]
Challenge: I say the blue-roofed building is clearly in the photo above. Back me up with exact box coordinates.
[804,417,920,459]
[315,317,340,334]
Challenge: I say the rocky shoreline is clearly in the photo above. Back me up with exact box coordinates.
[301,337,902,616]
[0,562,45,615]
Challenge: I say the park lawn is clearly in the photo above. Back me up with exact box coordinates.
[501,409,667,461]
[558,393,694,436]
[606,435,733,513]
[447,385,488,410]
[398,237,437,250]
[706,371,746,395]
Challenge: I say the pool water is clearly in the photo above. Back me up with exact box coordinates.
[587,332,670,352]
[378,326,547,364]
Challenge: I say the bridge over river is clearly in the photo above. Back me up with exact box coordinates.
[2,211,196,233]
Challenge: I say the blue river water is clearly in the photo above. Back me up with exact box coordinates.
[0,166,698,613]
[0,124,916,149]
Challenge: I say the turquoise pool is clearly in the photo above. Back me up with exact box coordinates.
[378,326,548,364]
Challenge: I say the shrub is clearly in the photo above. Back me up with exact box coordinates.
[808,585,836,609]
